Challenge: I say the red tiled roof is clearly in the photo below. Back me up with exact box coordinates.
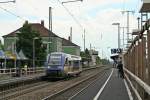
[62,38,80,47]
[3,23,59,37]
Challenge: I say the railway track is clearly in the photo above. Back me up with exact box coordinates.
[0,81,53,100]
[0,66,109,100]
[42,67,111,100]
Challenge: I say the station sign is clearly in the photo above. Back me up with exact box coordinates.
[111,48,122,54]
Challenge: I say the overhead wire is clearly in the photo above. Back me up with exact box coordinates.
[57,0,87,50]
[24,0,49,20]
[0,2,26,42]
[56,0,84,32]
[0,0,53,23]
[0,6,25,20]
[79,2,102,50]
[80,2,102,39]
[25,0,84,34]
[56,0,99,49]
[55,0,86,50]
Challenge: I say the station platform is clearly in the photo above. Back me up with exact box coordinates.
[71,68,131,100]
[97,68,131,100]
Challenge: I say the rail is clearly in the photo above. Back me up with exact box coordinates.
[124,68,150,95]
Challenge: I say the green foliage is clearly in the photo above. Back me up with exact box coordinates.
[16,22,46,66]
[96,56,101,65]
[0,40,4,50]
[80,51,85,57]
[80,48,91,61]
[101,59,110,65]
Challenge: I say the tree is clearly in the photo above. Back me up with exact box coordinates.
[16,22,46,66]
[0,40,4,50]
[80,48,91,60]
[80,48,91,67]
[96,56,101,65]
[101,59,110,65]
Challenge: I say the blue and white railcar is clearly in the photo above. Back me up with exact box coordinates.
[45,52,82,78]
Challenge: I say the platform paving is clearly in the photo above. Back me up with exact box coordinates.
[71,68,130,100]
[98,68,130,100]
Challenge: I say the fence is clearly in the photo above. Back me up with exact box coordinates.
[123,19,150,99]
[0,67,45,77]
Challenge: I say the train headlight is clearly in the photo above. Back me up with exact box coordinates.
[48,66,51,68]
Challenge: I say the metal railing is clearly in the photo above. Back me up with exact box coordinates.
[0,66,102,77]
[123,17,150,99]
[124,68,150,95]
[0,68,17,75]
[0,67,45,76]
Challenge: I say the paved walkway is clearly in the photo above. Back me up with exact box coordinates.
[71,68,131,100]
[98,68,130,100]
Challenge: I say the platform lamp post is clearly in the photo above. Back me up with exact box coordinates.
[14,31,23,76]
[112,23,121,49]
[33,37,39,71]
[42,41,52,55]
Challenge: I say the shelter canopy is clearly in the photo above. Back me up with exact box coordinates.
[140,0,150,12]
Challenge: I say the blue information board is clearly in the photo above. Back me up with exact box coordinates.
[111,48,122,54]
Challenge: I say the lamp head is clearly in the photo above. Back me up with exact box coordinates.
[112,23,120,25]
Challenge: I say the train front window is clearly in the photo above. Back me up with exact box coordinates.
[73,61,80,67]
[48,54,62,66]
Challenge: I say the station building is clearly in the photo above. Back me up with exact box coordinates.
[2,20,80,56]
[89,49,98,66]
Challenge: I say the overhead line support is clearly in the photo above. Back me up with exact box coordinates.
[62,0,82,4]
[0,0,15,3]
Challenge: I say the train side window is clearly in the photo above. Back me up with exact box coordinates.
[65,58,68,65]
[69,61,72,66]
[73,61,80,67]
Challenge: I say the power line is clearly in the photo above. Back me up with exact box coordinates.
[56,0,84,31]
[0,6,25,20]
[80,2,98,35]
[121,10,134,40]
[24,0,49,20]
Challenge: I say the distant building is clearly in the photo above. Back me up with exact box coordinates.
[62,37,80,56]
[89,49,99,66]
[3,20,62,53]
[3,20,80,56]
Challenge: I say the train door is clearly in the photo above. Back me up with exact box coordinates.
[73,60,80,72]
[64,58,69,73]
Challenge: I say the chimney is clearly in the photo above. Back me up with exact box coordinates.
[25,20,28,24]
[70,27,72,42]
[41,20,44,26]
[68,36,71,41]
